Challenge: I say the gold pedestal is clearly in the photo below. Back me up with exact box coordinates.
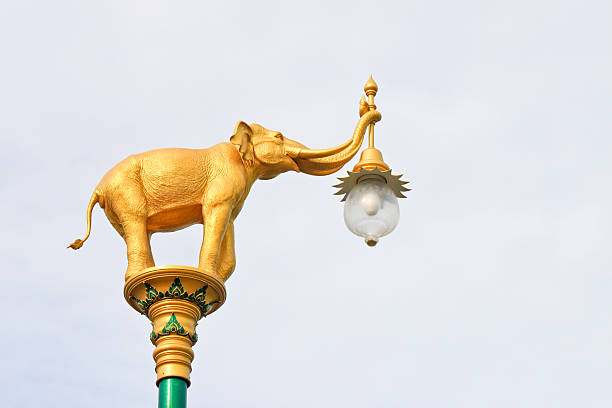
[124,265,226,385]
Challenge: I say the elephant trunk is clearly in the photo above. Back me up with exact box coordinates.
[284,110,382,176]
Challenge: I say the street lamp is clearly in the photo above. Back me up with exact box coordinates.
[334,76,410,246]
[68,75,409,407]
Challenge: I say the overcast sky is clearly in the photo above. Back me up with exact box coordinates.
[1,1,611,407]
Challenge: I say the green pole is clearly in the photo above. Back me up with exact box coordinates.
[158,377,188,408]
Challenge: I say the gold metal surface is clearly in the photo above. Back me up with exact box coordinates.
[364,75,379,95]
[364,75,378,149]
[69,110,381,282]
[123,265,226,315]
[150,301,199,385]
[352,147,390,173]
[352,77,392,173]
[124,265,226,385]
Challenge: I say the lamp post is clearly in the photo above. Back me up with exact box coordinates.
[69,76,409,407]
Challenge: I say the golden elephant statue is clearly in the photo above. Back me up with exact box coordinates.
[69,110,381,282]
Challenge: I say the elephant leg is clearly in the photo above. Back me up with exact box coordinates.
[198,204,231,278]
[216,222,236,282]
[122,219,152,280]
[146,232,155,268]
[104,207,125,238]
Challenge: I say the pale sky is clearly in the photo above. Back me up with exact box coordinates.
[1,1,611,407]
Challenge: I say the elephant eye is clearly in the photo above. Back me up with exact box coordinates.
[274,133,284,141]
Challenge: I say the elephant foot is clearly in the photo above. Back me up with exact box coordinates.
[125,265,148,281]
[196,264,223,282]
[215,269,233,283]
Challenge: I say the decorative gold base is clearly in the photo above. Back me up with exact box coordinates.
[124,265,226,385]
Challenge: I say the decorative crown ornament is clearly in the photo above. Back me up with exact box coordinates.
[334,168,410,202]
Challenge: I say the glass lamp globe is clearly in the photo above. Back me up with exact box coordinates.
[343,176,400,246]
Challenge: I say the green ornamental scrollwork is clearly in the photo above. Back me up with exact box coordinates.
[130,278,219,317]
[150,313,198,344]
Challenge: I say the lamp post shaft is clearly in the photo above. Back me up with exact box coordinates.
[364,75,378,148]
[158,377,187,408]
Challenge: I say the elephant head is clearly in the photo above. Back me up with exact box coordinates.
[230,109,382,179]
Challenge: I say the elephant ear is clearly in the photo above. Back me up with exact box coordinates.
[230,121,255,166]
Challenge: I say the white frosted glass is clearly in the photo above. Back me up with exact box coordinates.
[343,178,400,246]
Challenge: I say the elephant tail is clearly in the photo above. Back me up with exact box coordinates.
[67,191,100,250]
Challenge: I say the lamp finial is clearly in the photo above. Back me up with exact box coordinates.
[364,75,378,96]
